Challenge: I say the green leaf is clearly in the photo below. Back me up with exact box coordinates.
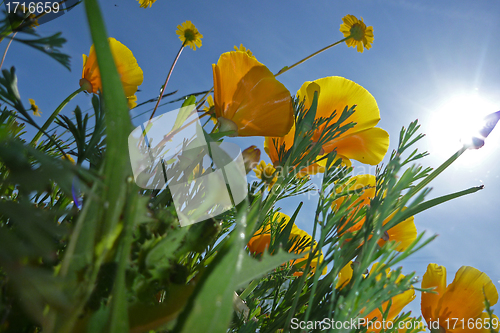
[172,97,196,131]
[234,249,301,290]
[0,67,26,113]
[12,33,71,70]
[391,185,484,226]
[145,227,189,269]
[84,0,134,236]
[174,201,255,333]
[301,89,319,132]
[108,189,139,333]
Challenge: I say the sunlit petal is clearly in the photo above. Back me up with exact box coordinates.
[212,51,293,137]
[336,262,354,289]
[81,38,143,108]
[322,127,389,165]
[421,263,447,324]
[437,266,498,322]
[297,77,381,136]
[378,216,417,252]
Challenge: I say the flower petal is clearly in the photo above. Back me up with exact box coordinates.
[452,313,500,333]
[109,38,144,97]
[322,127,389,165]
[378,216,417,252]
[336,262,354,289]
[296,77,381,137]
[247,233,271,254]
[81,38,143,100]
[212,51,293,137]
[264,121,296,165]
[364,288,416,324]
[247,212,291,254]
[421,263,447,324]
[437,266,498,322]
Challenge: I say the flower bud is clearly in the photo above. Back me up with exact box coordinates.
[242,145,261,174]
[79,78,93,93]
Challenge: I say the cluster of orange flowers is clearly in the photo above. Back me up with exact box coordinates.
[75,14,499,333]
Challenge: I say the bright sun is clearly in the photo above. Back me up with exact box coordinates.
[427,93,499,167]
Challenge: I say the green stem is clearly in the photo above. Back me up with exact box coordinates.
[0,31,16,70]
[196,86,214,111]
[396,185,483,224]
[109,186,137,333]
[408,145,468,197]
[150,44,184,120]
[31,86,85,145]
[301,163,329,324]
[239,279,259,300]
[275,36,351,77]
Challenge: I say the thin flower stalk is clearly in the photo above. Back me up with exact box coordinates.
[149,45,184,120]
[275,36,350,77]
[31,86,85,145]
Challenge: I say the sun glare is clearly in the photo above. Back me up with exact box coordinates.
[427,93,499,167]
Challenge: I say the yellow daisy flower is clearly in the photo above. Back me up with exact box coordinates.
[233,44,255,58]
[265,77,389,173]
[421,264,499,333]
[247,212,328,277]
[340,14,374,53]
[137,0,157,8]
[253,160,278,190]
[80,37,143,109]
[212,51,294,137]
[28,98,41,117]
[202,95,217,123]
[176,21,203,50]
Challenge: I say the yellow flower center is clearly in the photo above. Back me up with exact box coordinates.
[350,23,365,41]
[261,167,276,183]
[183,29,196,42]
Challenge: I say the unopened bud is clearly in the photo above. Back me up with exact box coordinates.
[242,145,261,174]
[79,78,93,93]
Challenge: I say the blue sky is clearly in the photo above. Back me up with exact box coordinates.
[7,0,500,318]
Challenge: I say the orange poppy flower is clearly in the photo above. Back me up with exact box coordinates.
[212,51,294,137]
[247,212,327,276]
[80,37,143,109]
[366,264,416,332]
[337,263,416,332]
[421,264,499,333]
[332,174,417,252]
[265,76,389,173]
